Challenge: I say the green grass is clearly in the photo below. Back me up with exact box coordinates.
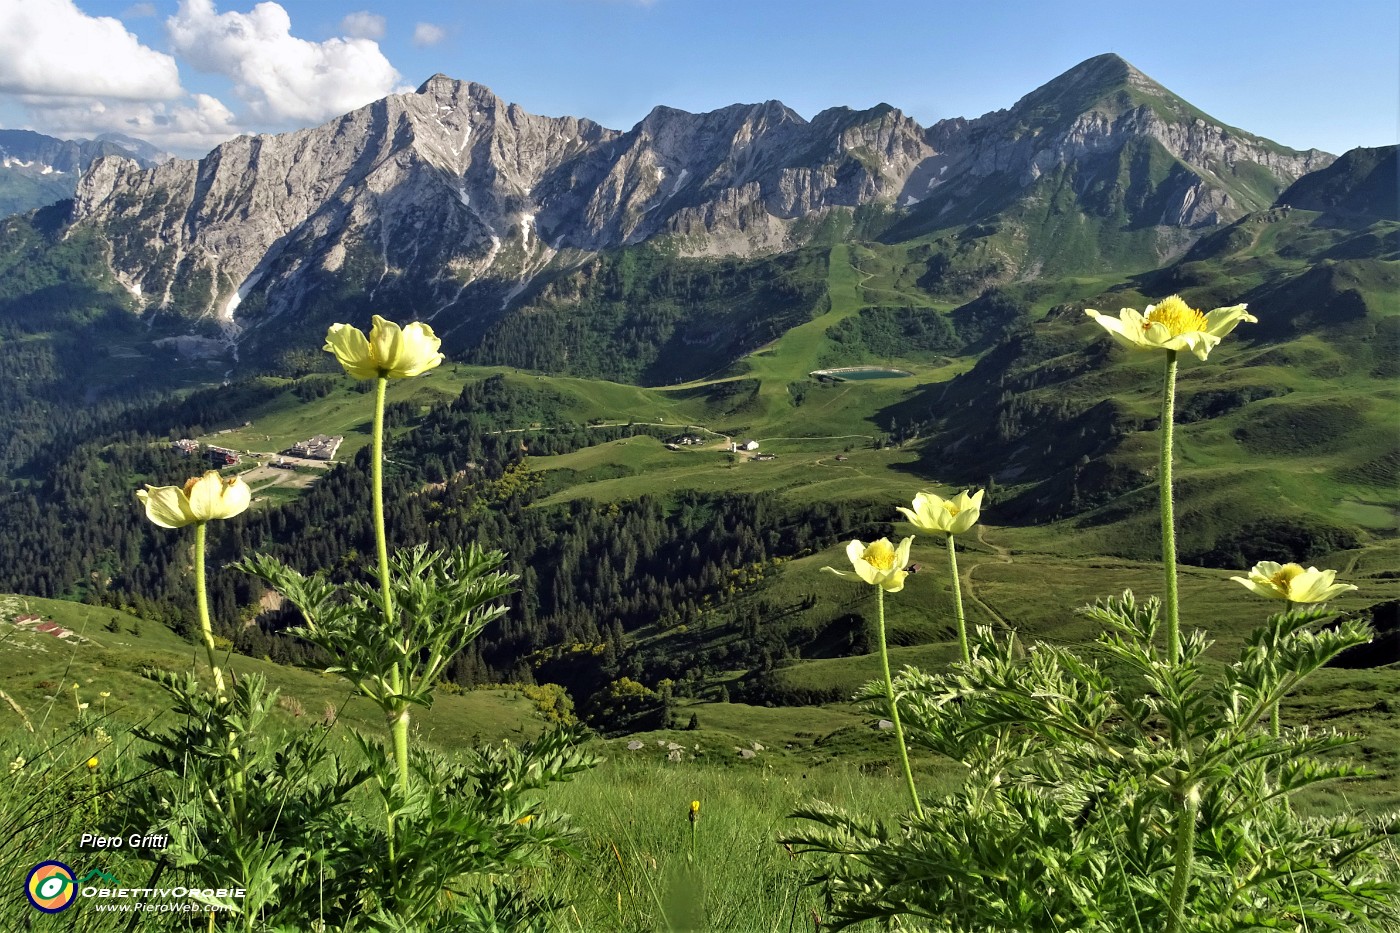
[0,596,545,747]
[532,752,918,931]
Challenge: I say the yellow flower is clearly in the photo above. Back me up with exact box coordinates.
[324,315,444,379]
[689,800,700,823]
[515,814,535,825]
[86,756,98,771]
[137,472,251,528]
[1231,561,1358,603]
[897,489,984,535]
[1084,295,1256,361]
[823,537,914,593]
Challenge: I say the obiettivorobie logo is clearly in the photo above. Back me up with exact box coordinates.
[24,862,116,913]
[24,861,244,915]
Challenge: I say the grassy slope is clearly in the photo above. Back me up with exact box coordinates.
[0,595,544,747]
[13,214,1392,815]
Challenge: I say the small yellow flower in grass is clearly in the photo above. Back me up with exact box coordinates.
[137,471,251,528]
[324,315,444,380]
[897,489,984,535]
[823,537,914,593]
[1084,294,1256,361]
[689,800,700,823]
[1231,561,1358,603]
[514,814,535,825]
[9,755,25,773]
[86,756,98,771]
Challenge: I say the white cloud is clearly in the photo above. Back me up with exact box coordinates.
[168,0,402,125]
[0,0,182,101]
[34,92,238,155]
[412,22,446,47]
[340,10,385,40]
[123,2,157,17]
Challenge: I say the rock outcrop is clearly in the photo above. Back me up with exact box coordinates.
[65,54,1332,345]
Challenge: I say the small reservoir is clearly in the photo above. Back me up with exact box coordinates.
[810,366,912,382]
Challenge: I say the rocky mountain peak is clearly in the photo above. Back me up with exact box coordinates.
[59,55,1340,358]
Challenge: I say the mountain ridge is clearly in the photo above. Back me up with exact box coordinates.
[0,128,169,218]
[39,53,1339,364]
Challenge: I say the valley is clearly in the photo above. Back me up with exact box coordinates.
[0,52,1394,929]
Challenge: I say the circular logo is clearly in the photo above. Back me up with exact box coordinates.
[26,861,77,913]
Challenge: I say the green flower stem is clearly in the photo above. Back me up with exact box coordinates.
[192,522,226,695]
[877,587,923,819]
[1160,350,1181,662]
[371,374,412,800]
[946,532,969,664]
[391,705,410,794]
[1165,790,1198,933]
[372,375,394,626]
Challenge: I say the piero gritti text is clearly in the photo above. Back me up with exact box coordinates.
[79,832,170,851]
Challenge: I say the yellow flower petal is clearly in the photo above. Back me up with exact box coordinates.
[184,471,251,521]
[1084,296,1255,361]
[1231,560,1357,603]
[827,537,914,592]
[323,323,380,379]
[324,317,445,379]
[136,472,249,527]
[137,485,198,528]
[898,490,983,535]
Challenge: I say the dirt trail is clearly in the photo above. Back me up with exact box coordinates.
[961,524,1014,631]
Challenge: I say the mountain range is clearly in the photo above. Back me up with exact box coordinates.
[0,52,1393,722]
[37,52,1342,367]
[0,129,170,219]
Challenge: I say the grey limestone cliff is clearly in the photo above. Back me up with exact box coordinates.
[66,54,1332,346]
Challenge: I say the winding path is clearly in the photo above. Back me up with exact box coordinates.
[961,524,1014,632]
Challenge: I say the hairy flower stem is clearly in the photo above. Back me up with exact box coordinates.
[877,588,923,819]
[946,533,970,664]
[192,522,226,695]
[1160,350,1181,662]
[371,375,411,801]
[372,376,394,625]
[1165,791,1198,933]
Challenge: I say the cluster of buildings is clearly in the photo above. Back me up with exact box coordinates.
[172,432,344,467]
[12,614,81,641]
[288,435,343,460]
[172,439,239,466]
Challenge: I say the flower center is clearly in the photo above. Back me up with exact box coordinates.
[943,502,960,515]
[1269,563,1305,596]
[862,540,896,571]
[1144,295,1208,337]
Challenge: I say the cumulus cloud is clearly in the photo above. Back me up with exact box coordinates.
[122,2,157,16]
[340,10,385,40]
[0,0,182,101]
[412,22,446,47]
[168,0,402,125]
[35,92,238,155]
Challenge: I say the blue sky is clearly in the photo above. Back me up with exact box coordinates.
[1,0,1395,159]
